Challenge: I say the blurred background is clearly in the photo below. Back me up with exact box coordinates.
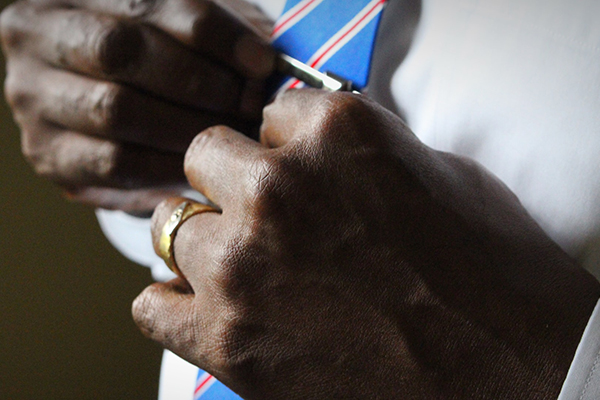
[0,1,163,398]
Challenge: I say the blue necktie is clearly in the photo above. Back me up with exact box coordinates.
[272,0,387,91]
[192,1,386,398]
[193,372,240,400]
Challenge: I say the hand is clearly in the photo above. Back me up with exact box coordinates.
[1,0,275,212]
[134,89,600,399]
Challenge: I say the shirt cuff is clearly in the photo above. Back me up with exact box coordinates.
[558,298,600,399]
[96,208,176,282]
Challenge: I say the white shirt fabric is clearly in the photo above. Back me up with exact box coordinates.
[97,0,600,398]
[560,299,600,400]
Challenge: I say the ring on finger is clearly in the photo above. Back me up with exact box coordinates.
[158,201,219,278]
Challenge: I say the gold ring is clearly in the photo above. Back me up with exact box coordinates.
[158,201,219,277]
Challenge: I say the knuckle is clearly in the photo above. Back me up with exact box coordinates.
[184,128,212,165]
[250,155,294,202]
[211,241,249,291]
[0,1,29,51]
[125,0,162,18]
[19,126,57,181]
[30,161,53,180]
[240,156,299,238]
[4,73,30,111]
[20,129,42,165]
[190,0,220,40]
[91,140,122,182]
[312,92,375,147]
[318,91,369,126]
[94,83,129,134]
[207,233,267,308]
[20,128,126,187]
[184,125,227,171]
[93,19,144,76]
[22,140,55,181]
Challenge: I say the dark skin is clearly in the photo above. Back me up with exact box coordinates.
[139,89,600,399]
[0,0,275,211]
[2,1,600,398]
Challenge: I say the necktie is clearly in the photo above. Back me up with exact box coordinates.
[191,1,387,398]
[193,372,240,399]
[272,0,387,91]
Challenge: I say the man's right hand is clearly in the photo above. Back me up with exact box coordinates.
[1,0,276,211]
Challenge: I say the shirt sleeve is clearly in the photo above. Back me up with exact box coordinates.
[96,208,177,282]
[559,299,600,400]
[249,0,284,21]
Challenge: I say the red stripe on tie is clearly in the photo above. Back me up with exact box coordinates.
[272,0,319,36]
[310,0,385,68]
[194,374,215,395]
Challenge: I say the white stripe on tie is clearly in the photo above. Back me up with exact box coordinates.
[284,0,386,90]
[271,0,325,41]
[306,0,385,71]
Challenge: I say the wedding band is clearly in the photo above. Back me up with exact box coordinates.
[158,201,219,277]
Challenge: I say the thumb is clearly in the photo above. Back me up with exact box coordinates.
[132,278,196,352]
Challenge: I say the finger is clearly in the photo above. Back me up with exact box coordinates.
[20,122,186,189]
[261,89,371,149]
[151,197,222,287]
[64,186,187,213]
[67,0,276,79]
[132,277,230,375]
[3,3,246,114]
[132,278,196,347]
[260,89,336,148]
[184,125,267,209]
[30,67,259,152]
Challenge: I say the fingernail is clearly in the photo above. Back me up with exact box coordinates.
[235,35,276,79]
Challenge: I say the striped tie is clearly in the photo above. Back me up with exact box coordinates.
[191,1,386,398]
[193,371,240,400]
[272,0,387,91]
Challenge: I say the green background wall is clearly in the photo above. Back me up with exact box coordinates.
[0,1,163,398]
